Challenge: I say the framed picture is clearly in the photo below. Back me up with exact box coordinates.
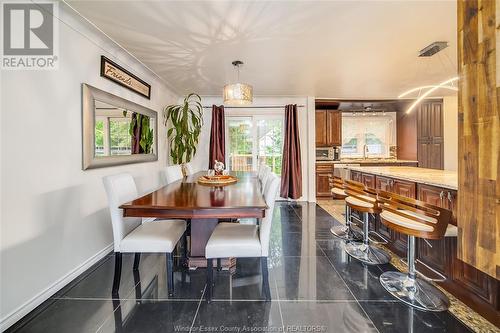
[100,56,151,99]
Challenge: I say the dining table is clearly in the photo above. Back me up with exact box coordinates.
[119,171,268,268]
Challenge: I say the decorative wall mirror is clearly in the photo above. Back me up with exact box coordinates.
[82,83,158,170]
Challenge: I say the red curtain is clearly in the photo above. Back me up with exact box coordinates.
[209,105,225,169]
[131,112,142,154]
[280,104,302,199]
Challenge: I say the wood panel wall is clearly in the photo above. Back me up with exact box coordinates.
[457,0,500,279]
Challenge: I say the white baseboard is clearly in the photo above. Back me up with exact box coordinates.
[0,243,113,332]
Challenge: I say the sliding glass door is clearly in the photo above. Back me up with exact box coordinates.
[226,115,284,174]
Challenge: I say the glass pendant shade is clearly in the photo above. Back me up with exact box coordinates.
[223,83,253,105]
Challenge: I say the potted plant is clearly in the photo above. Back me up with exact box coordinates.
[163,93,203,175]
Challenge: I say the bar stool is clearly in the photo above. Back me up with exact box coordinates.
[343,180,391,265]
[329,176,361,242]
[377,191,452,312]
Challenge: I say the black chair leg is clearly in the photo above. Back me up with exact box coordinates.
[133,253,141,271]
[206,259,213,302]
[112,252,122,296]
[166,252,174,297]
[217,258,222,271]
[261,257,271,301]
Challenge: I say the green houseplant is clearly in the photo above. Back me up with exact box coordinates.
[122,111,154,154]
[163,93,203,166]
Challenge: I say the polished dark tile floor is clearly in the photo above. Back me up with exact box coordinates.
[7,202,472,333]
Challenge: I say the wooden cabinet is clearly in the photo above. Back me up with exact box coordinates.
[417,101,444,169]
[450,258,499,311]
[417,184,499,319]
[316,110,341,147]
[350,170,362,183]
[315,110,328,146]
[315,163,334,197]
[418,184,456,221]
[327,111,342,146]
[392,180,416,198]
[375,176,392,192]
[349,171,499,323]
[361,173,375,188]
[417,184,451,276]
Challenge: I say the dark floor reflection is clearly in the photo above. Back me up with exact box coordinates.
[8,202,474,333]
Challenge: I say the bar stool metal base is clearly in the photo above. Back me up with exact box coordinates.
[330,226,362,241]
[379,271,449,312]
[344,242,391,265]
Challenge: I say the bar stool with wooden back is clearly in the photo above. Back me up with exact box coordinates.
[343,180,391,265]
[329,175,360,242]
[377,190,452,312]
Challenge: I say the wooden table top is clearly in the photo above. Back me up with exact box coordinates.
[120,171,267,219]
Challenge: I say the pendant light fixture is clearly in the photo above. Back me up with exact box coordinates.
[223,60,253,105]
[398,41,458,114]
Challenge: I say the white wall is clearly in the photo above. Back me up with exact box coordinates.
[443,95,458,171]
[0,3,178,329]
[193,96,315,202]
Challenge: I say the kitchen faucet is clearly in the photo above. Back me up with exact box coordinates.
[363,145,369,159]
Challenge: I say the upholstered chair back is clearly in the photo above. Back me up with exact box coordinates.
[257,163,267,179]
[260,174,281,257]
[163,165,183,184]
[103,173,142,252]
[260,167,273,193]
[259,165,271,182]
[184,162,196,175]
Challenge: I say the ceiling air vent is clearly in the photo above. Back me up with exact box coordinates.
[418,41,448,57]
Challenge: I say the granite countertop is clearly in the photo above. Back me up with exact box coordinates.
[347,166,458,190]
[316,159,419,164]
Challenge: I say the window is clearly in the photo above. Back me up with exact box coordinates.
[226,115,284,175]
[94,116,133,157]
[341,113,396,158]
[109,118,132,155]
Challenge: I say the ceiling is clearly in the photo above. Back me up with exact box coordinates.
[67,0,458,99]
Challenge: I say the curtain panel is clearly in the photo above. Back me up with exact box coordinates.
[209,105,225,169]
[280,104,302,199]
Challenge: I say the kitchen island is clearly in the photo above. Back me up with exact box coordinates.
[315,159,418,197]
[345,166,499,325]
[348,165,457,189]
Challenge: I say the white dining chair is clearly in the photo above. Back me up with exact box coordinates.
[260,167,273,194]
[184,162,196,175]
[205,174,281,301]
[258,165,270,183]
[163,165,183,184]
[103,173,187,296]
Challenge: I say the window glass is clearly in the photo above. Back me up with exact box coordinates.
[109,118,132,155]
[227,118,253,171]
[95,119,105,156]
[341,113,396,158]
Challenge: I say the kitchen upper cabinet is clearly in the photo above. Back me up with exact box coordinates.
[327,111,342,146]
[316,110,341,147]
[315,110,328,146]
[417,101,444,169]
